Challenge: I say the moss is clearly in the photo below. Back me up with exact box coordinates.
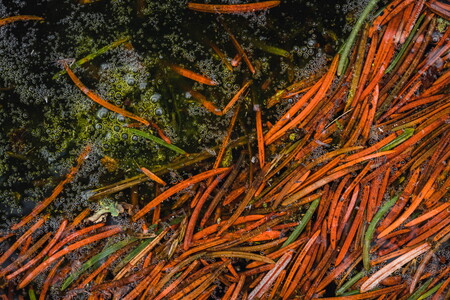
[0,0,349,228]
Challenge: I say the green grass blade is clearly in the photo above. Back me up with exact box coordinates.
[61,237,137,291]
[336,271,366,295]
[127,128,187,155]
[337,0,381,76]
[380,128,414,151]
[112,238,153,274]
[416,282,443,300]
[385,14,425,74]
[363,194,399,270]
[53,36,130,80]
[281,198,320,248]
[28,288,37,300]
[407,278,432,300]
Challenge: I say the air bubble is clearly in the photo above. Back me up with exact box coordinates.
[431,31,441,43]
[126,78,135,86]
[97,108,109,119]
[150,93,161,102]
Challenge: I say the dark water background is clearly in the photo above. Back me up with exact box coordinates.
[0,0,371,227]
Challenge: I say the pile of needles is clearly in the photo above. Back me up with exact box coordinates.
[1,0,450,299]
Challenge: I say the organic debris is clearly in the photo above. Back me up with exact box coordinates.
[1,0,450,299]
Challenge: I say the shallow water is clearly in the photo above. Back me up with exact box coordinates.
[0,0,361,224]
